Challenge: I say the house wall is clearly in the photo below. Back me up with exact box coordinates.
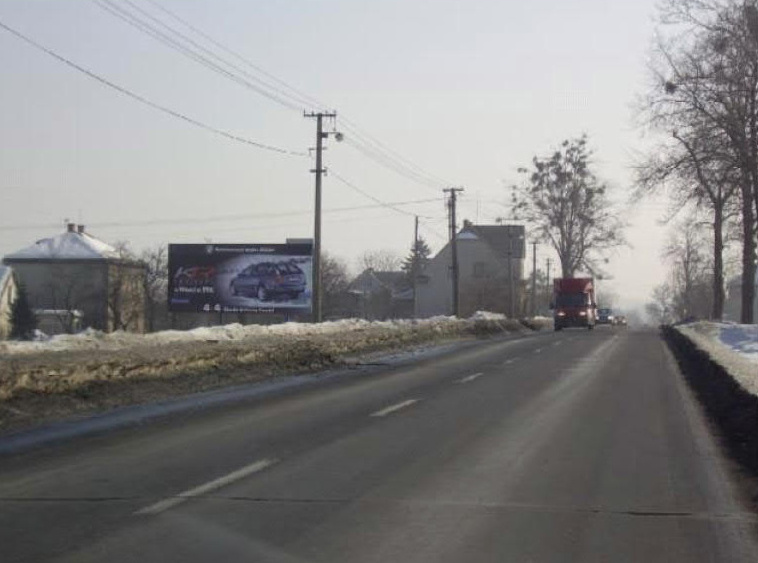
[6,261,109,331]
[416,239,525,318]
[0,272,18,339]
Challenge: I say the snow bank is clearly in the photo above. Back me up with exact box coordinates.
[0,313,530,407]
[674,321,758,396]
[470,311,507,321]
[0,316,464,356]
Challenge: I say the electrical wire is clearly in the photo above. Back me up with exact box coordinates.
[339,118,453,188]
[341,138,442,190]
[0,18,306,157]
[99,0,455,191]
[0,198,442,232]
[330,171,441,218]
[94,0,308,113]
[143,0,329,112]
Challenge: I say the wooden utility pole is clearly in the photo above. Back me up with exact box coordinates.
[444,187,464,317]
[304,111,337,323]
[531,241,537,317]
[412,215,419,314]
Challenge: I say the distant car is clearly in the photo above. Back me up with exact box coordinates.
[597,308,615,325]
[229,261,306,301]
[174,266,216,287]
[615,315,628,326]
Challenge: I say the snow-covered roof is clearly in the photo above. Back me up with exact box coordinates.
[3,231,120,262]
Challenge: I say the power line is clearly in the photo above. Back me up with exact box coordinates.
[102,0,454,192]
[339,118,453,188]
[94,0,308,113]
[341,137,442,190]
[330,171,440,218]
[0,18,306,156]
[0,199,441,232]
[143,0,329,111]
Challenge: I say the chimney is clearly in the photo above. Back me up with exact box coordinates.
[67,223,76,233]
[77,224,85,234]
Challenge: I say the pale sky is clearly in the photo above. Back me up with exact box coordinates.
[0,0,671,311]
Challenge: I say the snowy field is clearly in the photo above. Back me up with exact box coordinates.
[674,321,758,396]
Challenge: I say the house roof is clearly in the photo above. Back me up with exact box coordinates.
[349,269,411,296]
[3,230,120,262]
[373,271,409,288]
[459,224,526,260]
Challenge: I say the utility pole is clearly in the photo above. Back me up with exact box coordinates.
[412,215,419,315]
[444,187,464,317]
[508,249,514,318]
[305,111,337,323]
[531,241,537,318]
[546,257,552,309]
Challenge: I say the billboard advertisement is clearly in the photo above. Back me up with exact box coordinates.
[168,243,313,314]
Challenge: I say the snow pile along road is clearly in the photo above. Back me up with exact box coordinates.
[0,315,540,406]
[0,317,454,355]
[674,321,758,396]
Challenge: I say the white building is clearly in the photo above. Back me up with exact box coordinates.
[415,222,526,318]
[3,224,147,334]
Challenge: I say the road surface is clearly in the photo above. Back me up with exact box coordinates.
[1,328,757,562]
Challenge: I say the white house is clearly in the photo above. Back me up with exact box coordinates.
[415,222,526,318]
[3,224,147,334]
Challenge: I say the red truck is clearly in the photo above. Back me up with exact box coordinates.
[552,277,597,331]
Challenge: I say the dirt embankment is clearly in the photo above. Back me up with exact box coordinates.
[663,326,758,484]
[0,318,547,433]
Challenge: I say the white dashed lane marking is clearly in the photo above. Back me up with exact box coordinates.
[134,458,278,516]
[370,399,419,418]
[457,373,483,384]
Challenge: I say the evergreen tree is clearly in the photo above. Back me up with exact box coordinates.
[10,282,37,340]
[401,237,432,284]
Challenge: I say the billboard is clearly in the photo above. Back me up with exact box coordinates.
[168,243,313,314]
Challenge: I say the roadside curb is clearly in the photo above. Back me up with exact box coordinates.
[662,325,758,478]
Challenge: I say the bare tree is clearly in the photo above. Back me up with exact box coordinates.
[108,241,146,332]
[45,265,92,333]
[141,245,168,332]
[664,219,713,319]
[647,283,675,325]
[636,125,740,318]
[321,251,350,319]
[640,0,758,322]
[511,135,625,277]
[358,249,402,272]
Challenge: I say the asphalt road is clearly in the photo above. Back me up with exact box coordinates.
[1,327,757,562]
